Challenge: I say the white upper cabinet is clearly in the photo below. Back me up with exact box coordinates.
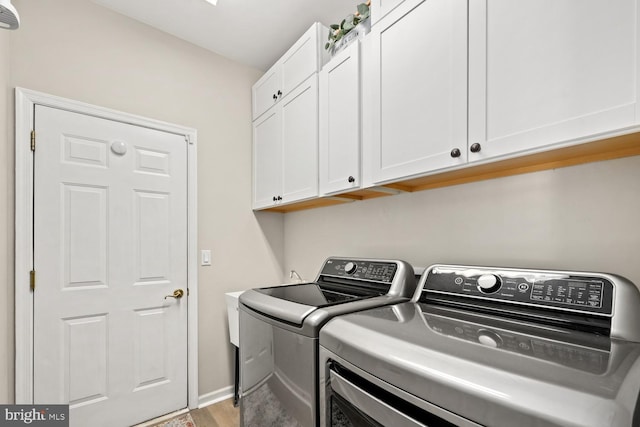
[468,0,638,162]
[281,76,319,203]
[252,68,281,122]
[252,75,319,209]
[369,0,468,184]
[370,0,406,26]
[319,42,361,195]
[254,3,640,211]
[252,23,328,210]
[252,23,328,121]
[253,108,282,209]
[281,26,324,96]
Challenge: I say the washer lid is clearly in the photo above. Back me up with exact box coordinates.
[255,282,375,307]
[240,287,317,325]
[241,282,378,326]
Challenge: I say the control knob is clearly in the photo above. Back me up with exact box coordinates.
[477,274,502,294]
[477,330,503,348]
[344,262,357,274]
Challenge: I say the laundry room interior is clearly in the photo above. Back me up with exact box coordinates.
[1,0,640,426]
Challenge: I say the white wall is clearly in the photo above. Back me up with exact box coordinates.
[284,156,640,289]
[0,0,285,402]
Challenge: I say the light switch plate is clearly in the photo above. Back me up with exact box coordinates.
[201,250,212,266]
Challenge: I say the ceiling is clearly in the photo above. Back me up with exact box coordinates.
[92,0,357,71]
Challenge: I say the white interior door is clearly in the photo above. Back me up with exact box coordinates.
[32,105,188,427]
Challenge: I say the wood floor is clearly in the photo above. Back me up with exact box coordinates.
[189,398,239,427]
[143,398,239,427]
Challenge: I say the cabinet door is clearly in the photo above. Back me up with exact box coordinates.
[281,23,324,99]
[253,108,282,209]
[468,0,638,162]
[319,42,361,195]
[370,0,467,184]
[281,75,319,204]
[252,66,281,121]
[370,0,406,26]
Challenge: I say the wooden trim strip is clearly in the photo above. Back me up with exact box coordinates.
[259,131,640,213]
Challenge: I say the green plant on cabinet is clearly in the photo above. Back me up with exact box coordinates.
[325,1,371,51]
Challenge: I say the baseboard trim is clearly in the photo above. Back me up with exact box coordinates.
[199,386,234,408]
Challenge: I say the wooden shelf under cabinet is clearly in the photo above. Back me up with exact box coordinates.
[259,131,640,213]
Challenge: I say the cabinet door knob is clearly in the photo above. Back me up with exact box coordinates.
[348,176,355,183]
[277,196,282,201]
[277,90,282,97]
[470,143,482,153]
[450,148,461,158]
[272,94,277,100]
[273,196,277,202]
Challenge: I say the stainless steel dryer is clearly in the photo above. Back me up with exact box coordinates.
[239,257,418,427]
[320,264,640,427]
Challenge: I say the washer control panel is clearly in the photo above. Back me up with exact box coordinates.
[320,259,397,283]
[423,266,614,316]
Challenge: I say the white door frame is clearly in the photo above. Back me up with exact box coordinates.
[14,87,199,410]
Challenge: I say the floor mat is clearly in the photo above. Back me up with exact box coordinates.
[155,413,196,427]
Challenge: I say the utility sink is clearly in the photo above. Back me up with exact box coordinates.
[225,291,244,347]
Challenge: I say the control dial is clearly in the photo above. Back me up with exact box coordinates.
[344,262,357,274]
[477,274,502,294]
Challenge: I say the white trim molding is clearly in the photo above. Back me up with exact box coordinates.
[198,386,234,409]
[14,87,200,410]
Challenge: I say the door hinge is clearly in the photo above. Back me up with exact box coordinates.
[29,270,36,291]
[30,130,36,152]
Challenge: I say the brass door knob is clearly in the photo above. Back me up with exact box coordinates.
[164,289,184,299]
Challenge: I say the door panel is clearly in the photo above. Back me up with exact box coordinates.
[63,184,108,289]
[65,315,108,406]
[371,0,467,184]
[281,75,319,203]
[468,0,637,161]
[133,307,170,389]
[370,0,407,25]
[135,147,171,175]
[63,135,108,167]
[281,25,319,96]
[33,105,188,427]
[253,109,282,208]
[320,42,361,195]
[135,191,170,280]
[252,67,281,120]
